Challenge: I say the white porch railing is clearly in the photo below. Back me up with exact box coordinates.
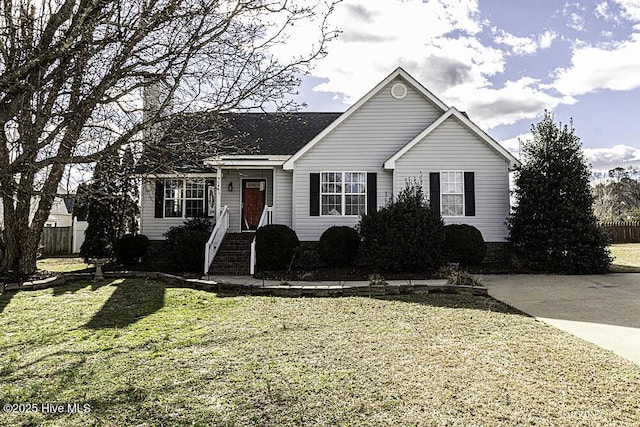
[203,205,229,275]
[249,206,273,275]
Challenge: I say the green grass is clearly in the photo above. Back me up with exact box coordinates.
[609,243,640,272]
[36,257,92,273]
[1,279,639,426]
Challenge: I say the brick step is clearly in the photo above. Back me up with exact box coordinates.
[209,233,254,276]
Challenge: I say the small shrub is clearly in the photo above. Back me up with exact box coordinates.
[255,224,300,271]
[114,234,151,265]
[368,273,387,286]
[446,270,483,287]
[444,224,486,265]
[175,230,210,271]
[357,180,445,272]
[164,216,213,251]
[319,226,360,267]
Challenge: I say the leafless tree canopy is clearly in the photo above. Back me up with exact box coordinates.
[0,0,339,274]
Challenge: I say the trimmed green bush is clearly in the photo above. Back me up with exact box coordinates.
[357,181,445,272]
[175,230,210,271]
[444,224,486,265]
[255,224,300,271]
[319,226,360,267]
[114,234,151,265]
[164,216,213,252]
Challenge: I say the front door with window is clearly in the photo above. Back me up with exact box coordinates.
[242,179,266,230]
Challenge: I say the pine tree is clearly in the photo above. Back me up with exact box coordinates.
[508,111,611,273]
[80,151,135,260]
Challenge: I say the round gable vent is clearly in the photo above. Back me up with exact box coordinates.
[390,82,407,100]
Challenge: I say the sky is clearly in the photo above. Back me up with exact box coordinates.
[288,0,640,172]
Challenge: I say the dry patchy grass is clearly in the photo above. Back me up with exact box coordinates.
[36,257,92,273]
[0,279,638,426]
[609,243,640,272]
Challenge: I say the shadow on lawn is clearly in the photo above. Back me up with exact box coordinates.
[84,279,166,329]
[0,291,15,314]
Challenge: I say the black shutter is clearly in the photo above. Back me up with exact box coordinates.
[310,173,320,216]
[464,172,475,216]
[429,173,440,213]
[366,172,377,215]
[154,180,164,218]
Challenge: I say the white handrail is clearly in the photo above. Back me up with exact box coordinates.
[203,205,229,275]
[249,206,273,275]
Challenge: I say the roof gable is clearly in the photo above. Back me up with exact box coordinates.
[384,107,521,170]
[282,67,448,170]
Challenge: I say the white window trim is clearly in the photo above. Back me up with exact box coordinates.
[164,179,206,219]
[319,171,367,217]
[440,171,465,218]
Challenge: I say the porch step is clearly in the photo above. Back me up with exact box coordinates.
[209,233,255,275]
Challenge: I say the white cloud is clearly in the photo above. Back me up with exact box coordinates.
[612,0,640,21]
[552,32,640,96]
[498,132,532,155]
[595,1,613,20]
[446,78,572,129]
[584,144,640,170]
[539,30,558,49]
[305,0,493,104]
[494,31,538,55]
[493,29,557,55]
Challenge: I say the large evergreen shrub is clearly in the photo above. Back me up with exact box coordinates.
[508,112,611,273]
[318,226,360,267]
[357,181,445,272]
[255,224,300,271]
[444,224,486,265]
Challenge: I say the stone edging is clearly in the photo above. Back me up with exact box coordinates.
[2,271,488,297]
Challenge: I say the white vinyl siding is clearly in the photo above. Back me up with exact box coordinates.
[140,170,273,240]
[292,77,444,240]
[394,116,511,242]
[274,168,293,227]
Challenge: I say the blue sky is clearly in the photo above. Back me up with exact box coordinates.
[289,0,640,171]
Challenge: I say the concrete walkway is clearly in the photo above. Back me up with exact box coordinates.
[481,274,640,366]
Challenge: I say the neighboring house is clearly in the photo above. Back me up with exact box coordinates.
[0,187,74,228]
[138,67,520,274]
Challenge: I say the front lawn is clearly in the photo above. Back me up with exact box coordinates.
[1,279,638,426]
[609,243,640,272]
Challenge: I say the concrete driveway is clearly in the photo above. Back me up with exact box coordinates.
[481,274,640,366]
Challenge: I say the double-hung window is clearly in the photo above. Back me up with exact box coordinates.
[320,172,366,216]
[440,171,464,216]
[163,179,205,218]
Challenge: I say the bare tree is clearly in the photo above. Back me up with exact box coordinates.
[0,0,338,275]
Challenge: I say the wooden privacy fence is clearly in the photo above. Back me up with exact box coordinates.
[40,226,73,255]
[600,221,640,244]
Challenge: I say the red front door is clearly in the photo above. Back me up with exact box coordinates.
[242,180,265,230]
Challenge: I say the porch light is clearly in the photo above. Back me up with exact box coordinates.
[228,182,233,192]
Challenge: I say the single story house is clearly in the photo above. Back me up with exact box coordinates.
[138,67,520,274]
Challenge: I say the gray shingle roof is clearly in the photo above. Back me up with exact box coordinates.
[138,112,341,173]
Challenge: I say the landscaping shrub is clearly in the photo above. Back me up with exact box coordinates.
[508,112,611,273]
[255,224,300,271]
[444,224,486,265]
[357,181,445,272]
[114,234,151,265]
[319,226,360,267]
[164,216,213,251]
[175,230,210,271]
